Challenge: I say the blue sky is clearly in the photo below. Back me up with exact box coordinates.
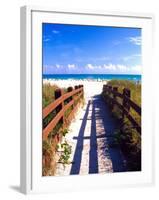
[42,23,141,75]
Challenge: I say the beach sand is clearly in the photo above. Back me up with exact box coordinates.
[43,79,120,176]
[43,79,107,101]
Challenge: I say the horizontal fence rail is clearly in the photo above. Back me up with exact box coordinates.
[102,84,141,134]
[43,85,84,140]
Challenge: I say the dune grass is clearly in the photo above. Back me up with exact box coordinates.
[107,79,141,106]
[42,83,84,175]
[42,83,59,108]
[105,80,141,171]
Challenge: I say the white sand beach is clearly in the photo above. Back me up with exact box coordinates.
[43,79,123,175]
[43,79,127,175]
[43,79,108,101]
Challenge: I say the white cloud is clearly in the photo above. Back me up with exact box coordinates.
[128,36,141,45]
[86,64,102,70]
[43,63,141,75]
[131,65,142,73]
[56,64,61,69]
[86,64,95,70]
[116,64,141,74]
[43,38,50,42]
[104,64,129,73]
[104,64,116,71]
[68,64,76,69]
[85,63,141,74]
[52,30,60,34]
[117,65,128,72]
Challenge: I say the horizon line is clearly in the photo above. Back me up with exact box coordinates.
[43,73,141,76]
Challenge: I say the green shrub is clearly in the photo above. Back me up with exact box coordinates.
[105,80,141,171]
[42,83,84,175]
[58,140,72,165]
[106,80,141,125]
[42,83,59,108]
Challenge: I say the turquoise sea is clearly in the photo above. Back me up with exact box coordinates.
[43,74,141,82]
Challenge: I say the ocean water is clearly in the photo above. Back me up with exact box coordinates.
[43,74,141,82]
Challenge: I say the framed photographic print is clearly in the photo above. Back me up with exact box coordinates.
[20,6,154,194]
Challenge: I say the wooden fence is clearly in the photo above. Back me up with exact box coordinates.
[43,85,84,140]
[102,84,141,134]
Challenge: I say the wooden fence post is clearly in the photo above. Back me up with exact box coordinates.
[101,84,141,134]
[67,86,73,110]
[75,85,78,90]
[108,85,112,109]
[113,86,118,110]
[74,85,78,106]
[55,89,62,112]
[78,85,81,95]
[104,85,107,102]
[102,85,106,93]
[67,86,73,102]
[54,88,64,125]
[122,88,131,120]
[81,84,84,99]
[79,85,82,97]
[75,85,79,96]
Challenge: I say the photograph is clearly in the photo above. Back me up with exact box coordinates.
[42,23,141,177]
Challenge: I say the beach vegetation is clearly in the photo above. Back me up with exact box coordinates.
[42,83,59,108]
[58,140,72,165]
[104,80,141,171]
[42,83,84,175]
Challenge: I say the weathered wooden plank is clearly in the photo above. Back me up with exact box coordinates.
[124,110,141,134]
[64,99,74,112]
[43,88,83,119]
[43,95,64,119]
[74,92,83,101]
[43,108,64,140]
[103,87,141,115]
[108,89,124,98]
[43,99,75,140]
[104,95,141,134]
[42,86,84,139]
[63,88,83,100]
[126,97,141,115]
[108,96,123,110]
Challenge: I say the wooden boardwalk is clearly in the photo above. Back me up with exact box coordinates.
[55,94,127,176]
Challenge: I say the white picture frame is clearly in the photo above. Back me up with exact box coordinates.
[20,5,154,194]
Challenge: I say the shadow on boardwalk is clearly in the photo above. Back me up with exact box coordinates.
[70,94,127,175]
